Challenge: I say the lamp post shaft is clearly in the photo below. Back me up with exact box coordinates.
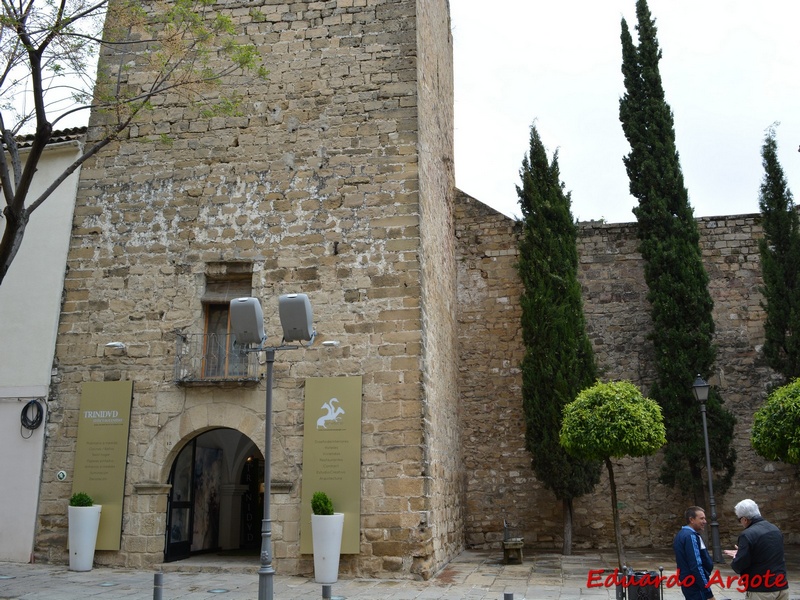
[699,403,723,563]
[258,349,276,600]
[232,294,314,599]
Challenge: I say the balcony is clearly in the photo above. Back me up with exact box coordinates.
[174,333,259,386]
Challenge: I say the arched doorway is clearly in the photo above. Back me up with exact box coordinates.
[164,428,262,562]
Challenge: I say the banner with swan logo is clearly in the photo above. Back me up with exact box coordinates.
[300,376,362,554]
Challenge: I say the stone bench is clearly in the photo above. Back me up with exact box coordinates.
[502,537,524,564]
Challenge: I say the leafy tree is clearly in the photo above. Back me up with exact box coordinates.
[516,124,601,555]
[758,126,800,382]
[752,378,800,464]
[618,0,736,502]
[560,380,666,568]
[0,0,268,286]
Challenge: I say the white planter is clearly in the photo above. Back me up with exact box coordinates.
[311,513,344,584]
[68,504,102,571]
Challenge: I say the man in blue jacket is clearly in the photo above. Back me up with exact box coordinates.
[673,506,716,600]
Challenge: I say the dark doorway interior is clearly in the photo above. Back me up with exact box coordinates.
[164,428,261,562]
[238,456,264,550]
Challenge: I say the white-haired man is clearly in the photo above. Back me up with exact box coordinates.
[723,499,789,599]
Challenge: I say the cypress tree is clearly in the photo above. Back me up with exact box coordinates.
[618,0,736,501]
[758,126,800,382]
[517,124,601,554]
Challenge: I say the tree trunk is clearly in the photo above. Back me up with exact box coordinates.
[0,207,28,287]
[562,498,573,555]
[691,463,706,508]
[606,457,626,568]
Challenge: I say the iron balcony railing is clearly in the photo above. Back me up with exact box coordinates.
[174,333,259,384]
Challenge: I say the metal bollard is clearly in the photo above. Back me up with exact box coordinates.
[615,565,630,600]
[322,583,332,599]
[153,572,163,600]
[504,593,514,600]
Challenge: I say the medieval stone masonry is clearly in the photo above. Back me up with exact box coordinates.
[36,0,459,580]
[456,190,800,552]
[31,0,799,581]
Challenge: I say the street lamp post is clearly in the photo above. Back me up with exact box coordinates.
[692,374,724,563]
[230,294,316,600]
[258,346,277,600]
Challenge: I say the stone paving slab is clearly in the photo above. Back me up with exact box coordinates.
[2,548,799,600]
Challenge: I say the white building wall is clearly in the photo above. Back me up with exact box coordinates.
[0,141,82,562]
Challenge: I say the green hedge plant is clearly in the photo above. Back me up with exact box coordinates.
[69,492,94,507]
[311,491,333,515]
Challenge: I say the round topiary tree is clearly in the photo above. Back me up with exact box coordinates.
[752,378,800,464]
[560,380,666,567]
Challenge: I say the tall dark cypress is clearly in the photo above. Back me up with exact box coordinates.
[618,0,736,500]
[759,126,800,382]
[517,124,600,554]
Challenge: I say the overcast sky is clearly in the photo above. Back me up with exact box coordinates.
[451,0,800,224]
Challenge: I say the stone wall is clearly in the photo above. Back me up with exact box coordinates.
[35,0,462,579]
[455,190,800,552]
[30,0,800,578]
[415,0,462,577]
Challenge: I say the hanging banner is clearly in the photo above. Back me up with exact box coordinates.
[300,376,362,554]
[72,381,133,551]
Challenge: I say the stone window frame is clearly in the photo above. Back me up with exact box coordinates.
[200,263,255,381]
[174,262,260,386]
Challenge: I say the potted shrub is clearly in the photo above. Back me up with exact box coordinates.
[68,491,102,571]
[310,491,344,583]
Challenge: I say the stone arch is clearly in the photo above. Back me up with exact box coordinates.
[140,402,264,485]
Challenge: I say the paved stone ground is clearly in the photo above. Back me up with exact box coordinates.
[1,548,799,600]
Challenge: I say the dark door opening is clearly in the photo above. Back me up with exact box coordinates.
[164,428,261,562]
[239,456,264,550]
[165,441,194,562]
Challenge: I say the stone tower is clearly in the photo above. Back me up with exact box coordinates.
[36,0,461,579]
